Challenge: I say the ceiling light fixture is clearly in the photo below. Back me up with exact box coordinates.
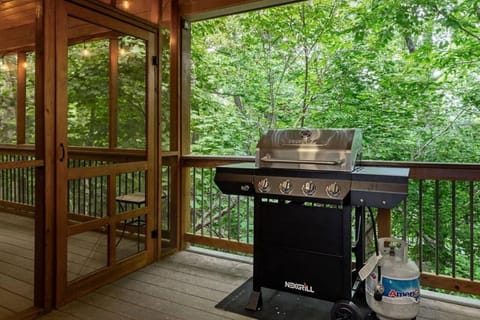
[0,57,9,71]
[81,42,90,58]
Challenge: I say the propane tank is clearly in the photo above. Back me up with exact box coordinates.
[365,238,420,320]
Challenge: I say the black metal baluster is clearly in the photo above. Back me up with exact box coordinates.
[200,168,204,236]
[218,191,222,238]
[209,168,213,238]
[418,180,423,273]
[94,170,98,217]
[227,195,231,240]
[435,180,440,275]
[452,181,456,278]
[469,181,474,281]
[192,169,196,234]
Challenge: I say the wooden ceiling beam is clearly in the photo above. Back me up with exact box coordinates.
[179,0,303,21]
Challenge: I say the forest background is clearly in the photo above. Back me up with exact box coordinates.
[190,0,480,163]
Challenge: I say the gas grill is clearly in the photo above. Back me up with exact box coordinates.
[214,128,409,319]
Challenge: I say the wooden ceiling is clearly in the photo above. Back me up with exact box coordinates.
[0,0,35,31]
[179,0,301,21]
[0,0,159,55]
[0,0,36,54]
[0,0,301,55]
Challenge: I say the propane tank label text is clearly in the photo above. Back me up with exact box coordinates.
[284,281,315,293]
[382,276,420,303]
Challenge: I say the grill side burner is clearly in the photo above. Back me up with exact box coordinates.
[214,128,409,318]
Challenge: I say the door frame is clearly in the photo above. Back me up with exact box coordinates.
[54,0,158,306]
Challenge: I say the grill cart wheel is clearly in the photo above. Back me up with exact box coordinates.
[330,300,363,320]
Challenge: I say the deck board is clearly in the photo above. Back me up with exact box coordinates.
[0,212,35,317]
[122,269,230,302]
[96,284,231,320]
[0,212,142,319]
[51,300,134,320]
[1,212,479,319]
[0,305,14,319]
[40,251,480,320]
[0,288,32,312]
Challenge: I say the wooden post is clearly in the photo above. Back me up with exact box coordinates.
[377,208,391,238]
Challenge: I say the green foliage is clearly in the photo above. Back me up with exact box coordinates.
[161,28,171,151]
[190,0,480,163]
[25,53,36,144]
[0,55,18,144]
[118,36,147,149]
[68,40,110,147]
[67,36,147,149]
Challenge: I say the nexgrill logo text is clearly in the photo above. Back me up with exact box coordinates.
[284,281,315,293]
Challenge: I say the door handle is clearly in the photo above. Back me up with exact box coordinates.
[59,143,65,162]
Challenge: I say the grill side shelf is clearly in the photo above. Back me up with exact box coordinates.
[351,167,409,209]
[214,163,255,196]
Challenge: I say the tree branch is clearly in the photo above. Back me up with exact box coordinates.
[413,107,468,160]
[433,4,480,42]
[405,36,416,53]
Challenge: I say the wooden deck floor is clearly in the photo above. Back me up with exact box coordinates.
[0,212,143,320]
[0,212,34,319]
[1,212,480,320]
[39,249,480,320]
[40,250,254,320]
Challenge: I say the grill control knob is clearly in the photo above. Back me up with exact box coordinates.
[279,180,293,194]
[257,178,271,193]
[326,182,341,198]
[302,181,316,196]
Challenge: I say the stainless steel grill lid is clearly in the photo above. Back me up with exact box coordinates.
[255,128,362,172]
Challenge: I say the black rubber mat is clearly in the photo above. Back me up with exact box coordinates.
[215,277,333,320]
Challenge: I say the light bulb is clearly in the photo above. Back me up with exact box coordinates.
[81,42,90,57]
[0,60,8,71]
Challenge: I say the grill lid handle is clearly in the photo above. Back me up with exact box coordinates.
[260,156,343,166]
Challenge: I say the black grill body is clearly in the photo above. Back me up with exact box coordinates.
[215,163,409,315]
[214,129,409,317]
[253,199,353,303]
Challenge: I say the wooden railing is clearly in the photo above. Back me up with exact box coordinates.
[1,146,479,296]
[0,146,37,214]
[182,155,480,297]
[0,146,173,240]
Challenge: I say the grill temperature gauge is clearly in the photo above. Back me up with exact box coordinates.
[257,178,271,193]
[302,181,316,196]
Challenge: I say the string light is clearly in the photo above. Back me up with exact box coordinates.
[119,47,127,56]
[0,57,8,71]
[122,0,130,10]
[81,42,90,58]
